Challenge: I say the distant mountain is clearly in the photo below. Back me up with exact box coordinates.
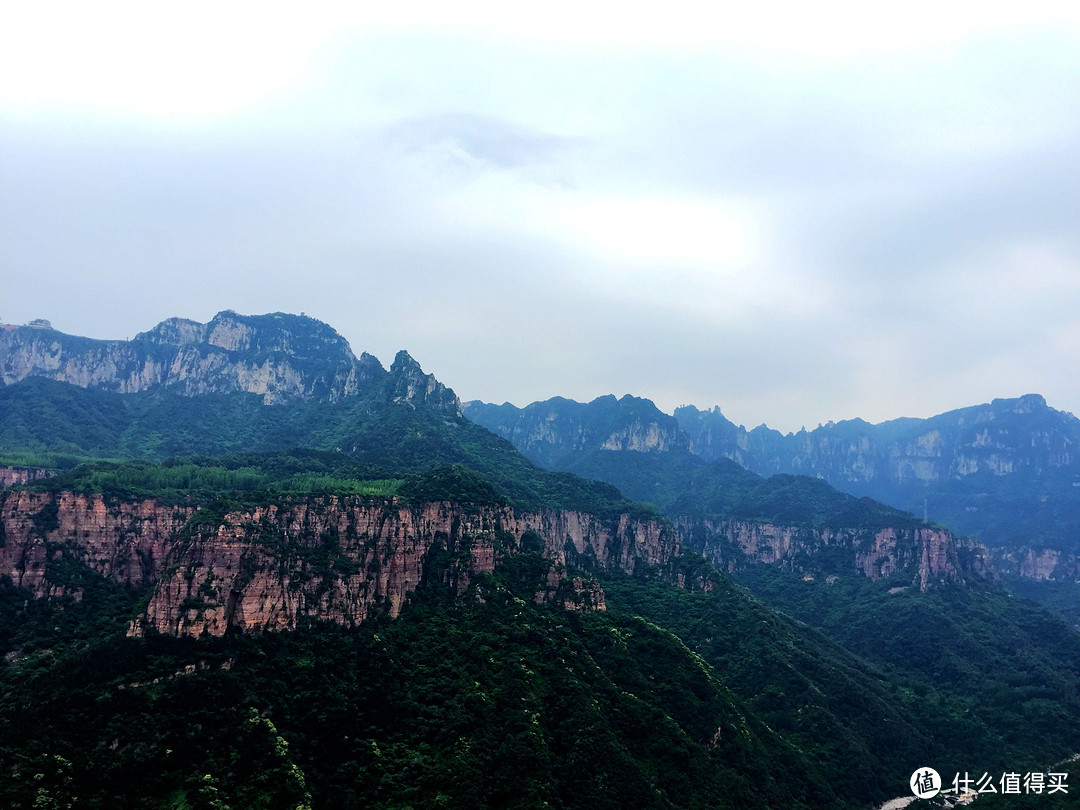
[470,392,1080,574]
[3,313,1080,808]
[465,393,1080,783]
[464,395,986,593]
[0,311,390,405]
[674,396,1080,544]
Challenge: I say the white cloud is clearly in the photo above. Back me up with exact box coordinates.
[4,1,1080,432]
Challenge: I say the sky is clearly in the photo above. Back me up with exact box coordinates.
[3,1,1080,433]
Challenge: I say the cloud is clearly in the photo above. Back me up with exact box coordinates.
[4,9,1080,432]
[386,113,572,172]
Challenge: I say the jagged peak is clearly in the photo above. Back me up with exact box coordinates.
[390,349,423,374]
[386,349,461,415]
[357,351,386,374]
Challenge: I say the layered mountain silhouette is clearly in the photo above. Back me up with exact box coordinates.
[1,312,1079,809]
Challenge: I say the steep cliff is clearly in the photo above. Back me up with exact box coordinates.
[0,490,195,597]
[677,517,987,591]
[0,311,401,407]
[990,546,1080,582]
[0,490,676,638]
[0,466,53,488]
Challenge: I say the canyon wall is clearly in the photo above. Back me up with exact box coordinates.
[0,491,676,637]
[677,518,986,590]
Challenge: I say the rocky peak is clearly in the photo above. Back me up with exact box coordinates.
[0,311,460,408]
[467,393,689,468]
[135,317,207,346]
[387,350,461,414]
[197,311,354,362]
[1008,393,1048,414]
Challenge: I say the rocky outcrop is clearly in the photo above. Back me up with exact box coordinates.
[0,311,408,407]
[386,350,462,413]
[0,467,53,488]
[677,518,980,590]
[464,395,688,469]
[0,491,194,597]
[0,490,674,637]
[991,547,1080,581]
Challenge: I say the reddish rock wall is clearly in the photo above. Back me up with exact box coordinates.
[0,491,674,637]
[0,467,53,489]
[678,518,971,590]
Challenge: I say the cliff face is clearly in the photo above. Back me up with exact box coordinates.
[0,490,194,597]
[0,491,675,637]
[0,466,53,488]
[991,546,1080,581]
[0,312,428,408]
[675,395,1080,485]
[677,518,982,591]
[672,398,1080,554]
[464,395,688,469]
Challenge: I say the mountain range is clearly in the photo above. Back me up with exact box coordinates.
[1,312,1078,809]
[466,391,1080,623]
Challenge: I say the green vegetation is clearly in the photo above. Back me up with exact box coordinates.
[0,450,88,470]
[4,346,1080,808]
[1,567,844,810]
[730,566,1080,779]
[0,378,653,519]
[395,464,505,507]
[33,457,401,504]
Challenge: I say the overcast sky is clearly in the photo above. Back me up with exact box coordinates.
[3,2,1080,432]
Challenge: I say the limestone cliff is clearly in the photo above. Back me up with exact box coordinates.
[0,490,676,637]
[677,517,987,591]
[0,311,448,409]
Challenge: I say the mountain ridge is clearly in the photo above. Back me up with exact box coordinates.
[3,312,1080,807]
[0,310,448,409]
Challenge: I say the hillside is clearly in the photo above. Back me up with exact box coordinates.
[2,313,1080,807]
